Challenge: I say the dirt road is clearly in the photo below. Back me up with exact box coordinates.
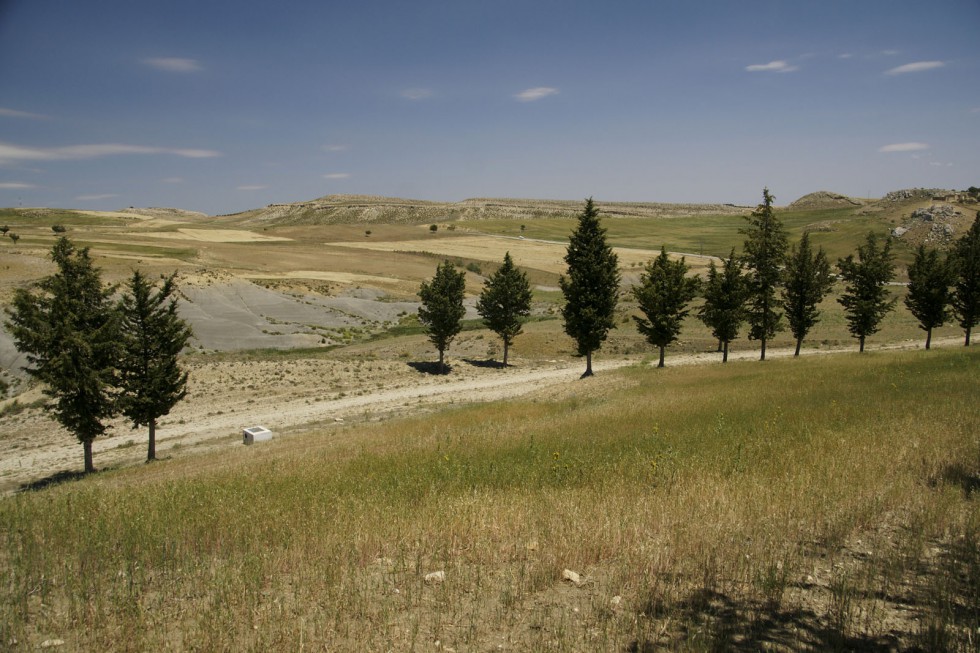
[0,337,956,494]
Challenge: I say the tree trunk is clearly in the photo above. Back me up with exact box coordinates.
[925,328,932,351]
[439,347,446,374]
[859,335,865,353]
[722,340,729,363]
[717,339,723,353]
[147,418,156,462]
[658,346,665,368]
[794,336,802,357]
[83,439,94,473]
[502,339,509,366]
[581,351,594,378]
[967,325,973,347]
[760,336,767,361]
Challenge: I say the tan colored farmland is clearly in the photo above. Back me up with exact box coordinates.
[137,228,292,242]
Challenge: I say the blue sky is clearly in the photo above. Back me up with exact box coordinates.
[1,0,978,215]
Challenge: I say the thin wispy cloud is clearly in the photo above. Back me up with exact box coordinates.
[0,182,36,189]
[837,53,853,60]
[885,61,945,75]
[0,142,221,164]
[142,57,202,73]
[878,142,929,153]
[323,144,349,152]
[76,194,118,201]
[401,88,432,100]
[162,177,184,184]
[236,185,268,191]
[0,107,48,120]
[745,60,799,73]
[323,173,350,179]
[514,87,559,102]
[881,49,900,56]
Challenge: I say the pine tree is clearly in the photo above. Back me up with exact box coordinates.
[837,231,896,352]
[951,212,980,346]
[117,270,193,461]
[698,249,749,363]
[633,246,699,368]
[782,232,834,356]
[904,245,956,350]
[5,237,118,473]
[560,198,620,378]
[741,188,789,360]
[418,260,467,373]
[476,252,532,366]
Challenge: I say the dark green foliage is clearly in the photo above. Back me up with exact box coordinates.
[476,252,532,366]
[5,237,118,472]
[951,212,980,346]
[418,260,466,373]
[51,224,67,233]
[8,233,19,244]
[0,225,8,235]
[117,270,193,461]
[740,188,789,360]
[698,249,749,362]
[560,198,620,377]
[782,232,834,356]
[633,247,699,367]
[904,245,955,350]
[837,232,896,352]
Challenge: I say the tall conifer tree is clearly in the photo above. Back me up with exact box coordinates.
[6,237,118,473]
[698,249,749,363]
[782,232,833,356]
[741,188,789,361]
[560,198,620,377]
[117,270,193,461]
[951,212,980,346]
[418,261,467,373]
[476,252,532,366]
[904,245,955,350]
[837,231,896,352]
[633,247,699,367]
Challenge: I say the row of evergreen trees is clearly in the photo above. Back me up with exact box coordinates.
[5,238,192,472]
[419,191,980,376]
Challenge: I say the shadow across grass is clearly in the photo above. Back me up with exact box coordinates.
[407,361,452,375]
[629,588,902,652]
[18,469,89,493]
[463,358,508,369]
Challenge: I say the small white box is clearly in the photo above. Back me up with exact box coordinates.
[242,426,273,445]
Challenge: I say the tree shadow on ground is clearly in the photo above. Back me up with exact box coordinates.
[18,469,88,493]
[627,588,902,652]
[930,462,980,498]
[407,361,452,375]
[463,358,507,369]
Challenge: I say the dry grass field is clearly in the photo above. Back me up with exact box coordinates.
[0,194,977,650]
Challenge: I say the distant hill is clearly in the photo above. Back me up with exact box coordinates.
[219,194,750,226]
[788,191,864,210]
